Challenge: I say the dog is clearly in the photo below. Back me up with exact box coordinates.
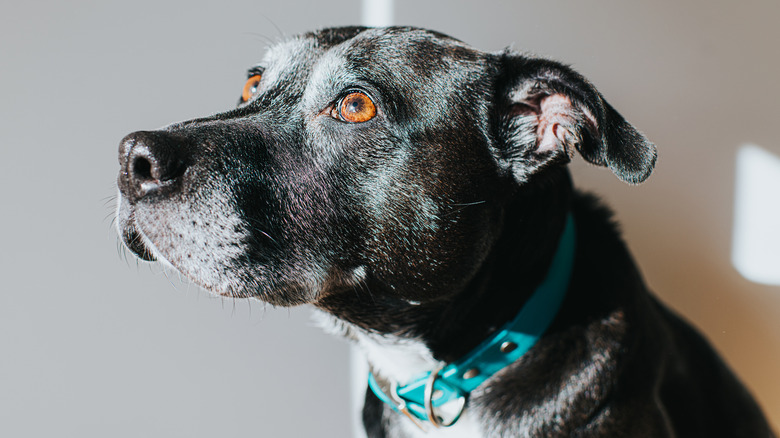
[116,26,774,437]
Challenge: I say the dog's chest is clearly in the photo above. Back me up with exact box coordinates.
[353,330,439,383]
[388,412,482,438]
[351,329,485,436]
[316,313,487,436]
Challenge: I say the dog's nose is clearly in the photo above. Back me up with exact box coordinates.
[118,131,189,203]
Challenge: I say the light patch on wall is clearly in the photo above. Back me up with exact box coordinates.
[732,144,780,285]
[361,0,394,27]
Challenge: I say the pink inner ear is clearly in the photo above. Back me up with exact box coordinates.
[537,94,578,156]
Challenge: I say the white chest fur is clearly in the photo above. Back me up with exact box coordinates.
[390,411,482,438]
[353,329,438,383]
[315,313,486,437]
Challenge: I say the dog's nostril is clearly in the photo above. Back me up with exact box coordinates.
[118,130,191,202]
[132,156,154,181]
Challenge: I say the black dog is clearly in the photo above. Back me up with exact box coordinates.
[116,27,774,437]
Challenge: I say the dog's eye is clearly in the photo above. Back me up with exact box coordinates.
[241,74,262,103]
[336,92,377,123]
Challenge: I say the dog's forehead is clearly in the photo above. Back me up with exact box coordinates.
[259,27,486,94]
[256,36,319,93]
[263,27,475,63]
[256,28,361,85]
[319,27,484,77]
[332,26,476,57]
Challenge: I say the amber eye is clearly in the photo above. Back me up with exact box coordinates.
[337,92,377,123]
[241,74,262,103]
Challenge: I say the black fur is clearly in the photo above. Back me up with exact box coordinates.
[116,26,774,436]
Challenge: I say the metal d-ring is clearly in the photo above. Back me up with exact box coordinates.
[424,366,466,428]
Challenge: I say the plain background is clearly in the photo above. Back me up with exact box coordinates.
[1,1,778,436]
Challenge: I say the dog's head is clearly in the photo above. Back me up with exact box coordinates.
[116,26,655,306]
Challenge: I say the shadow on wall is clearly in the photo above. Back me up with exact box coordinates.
[658,241,779,418]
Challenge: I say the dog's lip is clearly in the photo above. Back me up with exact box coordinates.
[121,219,157,262]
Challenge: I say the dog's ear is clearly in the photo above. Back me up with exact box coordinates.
[494,54,656,184]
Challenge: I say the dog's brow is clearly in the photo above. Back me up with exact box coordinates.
[247,66,265,78]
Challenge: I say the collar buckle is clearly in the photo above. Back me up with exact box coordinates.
[424,366,466,428]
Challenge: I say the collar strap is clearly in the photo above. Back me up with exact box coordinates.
[368,214,576,427]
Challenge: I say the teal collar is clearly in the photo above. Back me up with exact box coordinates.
[368,214,576,429]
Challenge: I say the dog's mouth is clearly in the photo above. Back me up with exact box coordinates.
[114,189,282,301]
[115,202,242,298]
[121,220,157,262]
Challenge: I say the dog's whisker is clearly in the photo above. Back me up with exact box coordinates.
[442,200,487,218]
[256,229,278,245]
[261,14,286,41]
[103,211,117,224]
[117,239,131,266]
[450,200,486,207]
[244,217,282,248]
[244,31,276,47]
[101,196,118,208]
[352,275,373,302]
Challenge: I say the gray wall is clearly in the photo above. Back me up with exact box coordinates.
[1,1,777,437]
[0,1,358,437]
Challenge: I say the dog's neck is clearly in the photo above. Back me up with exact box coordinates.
[316,171,574,381]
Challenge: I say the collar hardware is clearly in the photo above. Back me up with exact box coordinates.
[424,365,466,428]
[368,214,577,427]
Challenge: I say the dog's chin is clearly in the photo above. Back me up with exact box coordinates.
[117,220,319,306]
[115,191,331,306]
[118,229,243,299]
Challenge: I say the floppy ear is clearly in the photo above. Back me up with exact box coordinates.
[494,53,657,184]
